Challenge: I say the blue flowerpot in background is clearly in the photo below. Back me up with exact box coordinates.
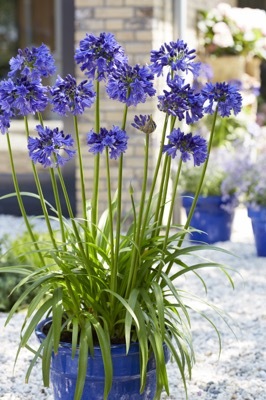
[248,206,266,257]
[36,318,170,400]
[182,194,235,244]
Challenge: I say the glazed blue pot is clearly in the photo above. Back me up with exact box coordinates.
[248,206,266,257]
[35,318,169,400]
[182,194,235,244]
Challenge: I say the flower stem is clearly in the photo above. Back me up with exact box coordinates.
[156,155,171,233]
[49,166,66,248]
[37,112,67,246]
[113,105,128,294]
[73,115,87,222]
[73,115,89,256]
[156,158,183,280]
[91,80,100,239]
[163,158,183,248]
[106,148,115,307]
[105,148,114,255]
[126,132,150,297]
[5,132,45,266]
[140,114,169,243]
[177,107,219,247]
[25,116,58,250]
[153,116,176,235]
[56,166,87,262]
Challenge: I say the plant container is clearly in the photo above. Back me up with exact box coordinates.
[35,318,169,400]
[182,194,235,244]
[248,206,266,257]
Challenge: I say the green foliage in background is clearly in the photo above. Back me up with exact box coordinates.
[0,230,50,311]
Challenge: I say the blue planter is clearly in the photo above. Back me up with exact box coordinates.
[35,318,169,399]
[248,206,266,257]
[182,194,235,244]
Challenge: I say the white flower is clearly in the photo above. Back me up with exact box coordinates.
[198,3,266,58]
[212,22,234,48]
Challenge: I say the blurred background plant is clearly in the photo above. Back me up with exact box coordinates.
[0,230,51,312]
[197,3,266,59]
[180,145,249,208]
[240,151,266,208]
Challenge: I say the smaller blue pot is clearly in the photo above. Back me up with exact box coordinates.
[182,194,235,244]
[248,206,266,257]
[35,318,170,400]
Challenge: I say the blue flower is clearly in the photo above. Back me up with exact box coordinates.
[163,128,207,166]
[0,79,16,114]
[50,74,96,116]
[106,64,155,107]
[28,125,75,167]
[87,126,128,159]
[158,75,204,124]
[0,109,12,134]
[75,32,128,81]
[8,44,56,80]
[201,82,242,117]
[150,39,201,77]
[0,77,48,116]
[132,114,157,134]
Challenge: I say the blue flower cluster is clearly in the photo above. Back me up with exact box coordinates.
[28,125,75,167]
[87,126,128,159]
[150,39,201,77]
[106,64,156,107]
[8,43,56,81]
[158,74,205,124]
[0,32,243,170]
[0,44,55,133]
[74,32,128,81]
[50,74,96,116]
[0,77,48,117]
[202,82,242,116]
[163,128,208,166]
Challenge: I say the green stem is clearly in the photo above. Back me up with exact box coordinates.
[105,148,115,296]
[111,105,128,301]
[156,155,171,234]
[25,116,57,250]
[126,133,150,297]
[91,80,100,239]
[73,115,89,256]
[156,159,183,280]
[37,113,66,246]
[163,158,183,249]
[6,133,45,266]
[56,166,87,262]
[177,107,219,248]
[49,166,66,248]
[153,116,176,235]
[140,114,169,243]
[73,115,87,223]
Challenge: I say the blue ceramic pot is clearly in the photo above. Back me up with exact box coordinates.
[35,318,169,399]
[182,194,235,244]
[248,206,266,257]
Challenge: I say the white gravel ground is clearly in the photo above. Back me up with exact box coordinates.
[0,208,265,400]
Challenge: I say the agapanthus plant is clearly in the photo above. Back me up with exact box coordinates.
[0,33,242,400]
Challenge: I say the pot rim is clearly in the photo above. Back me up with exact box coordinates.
[35,317,145,354]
